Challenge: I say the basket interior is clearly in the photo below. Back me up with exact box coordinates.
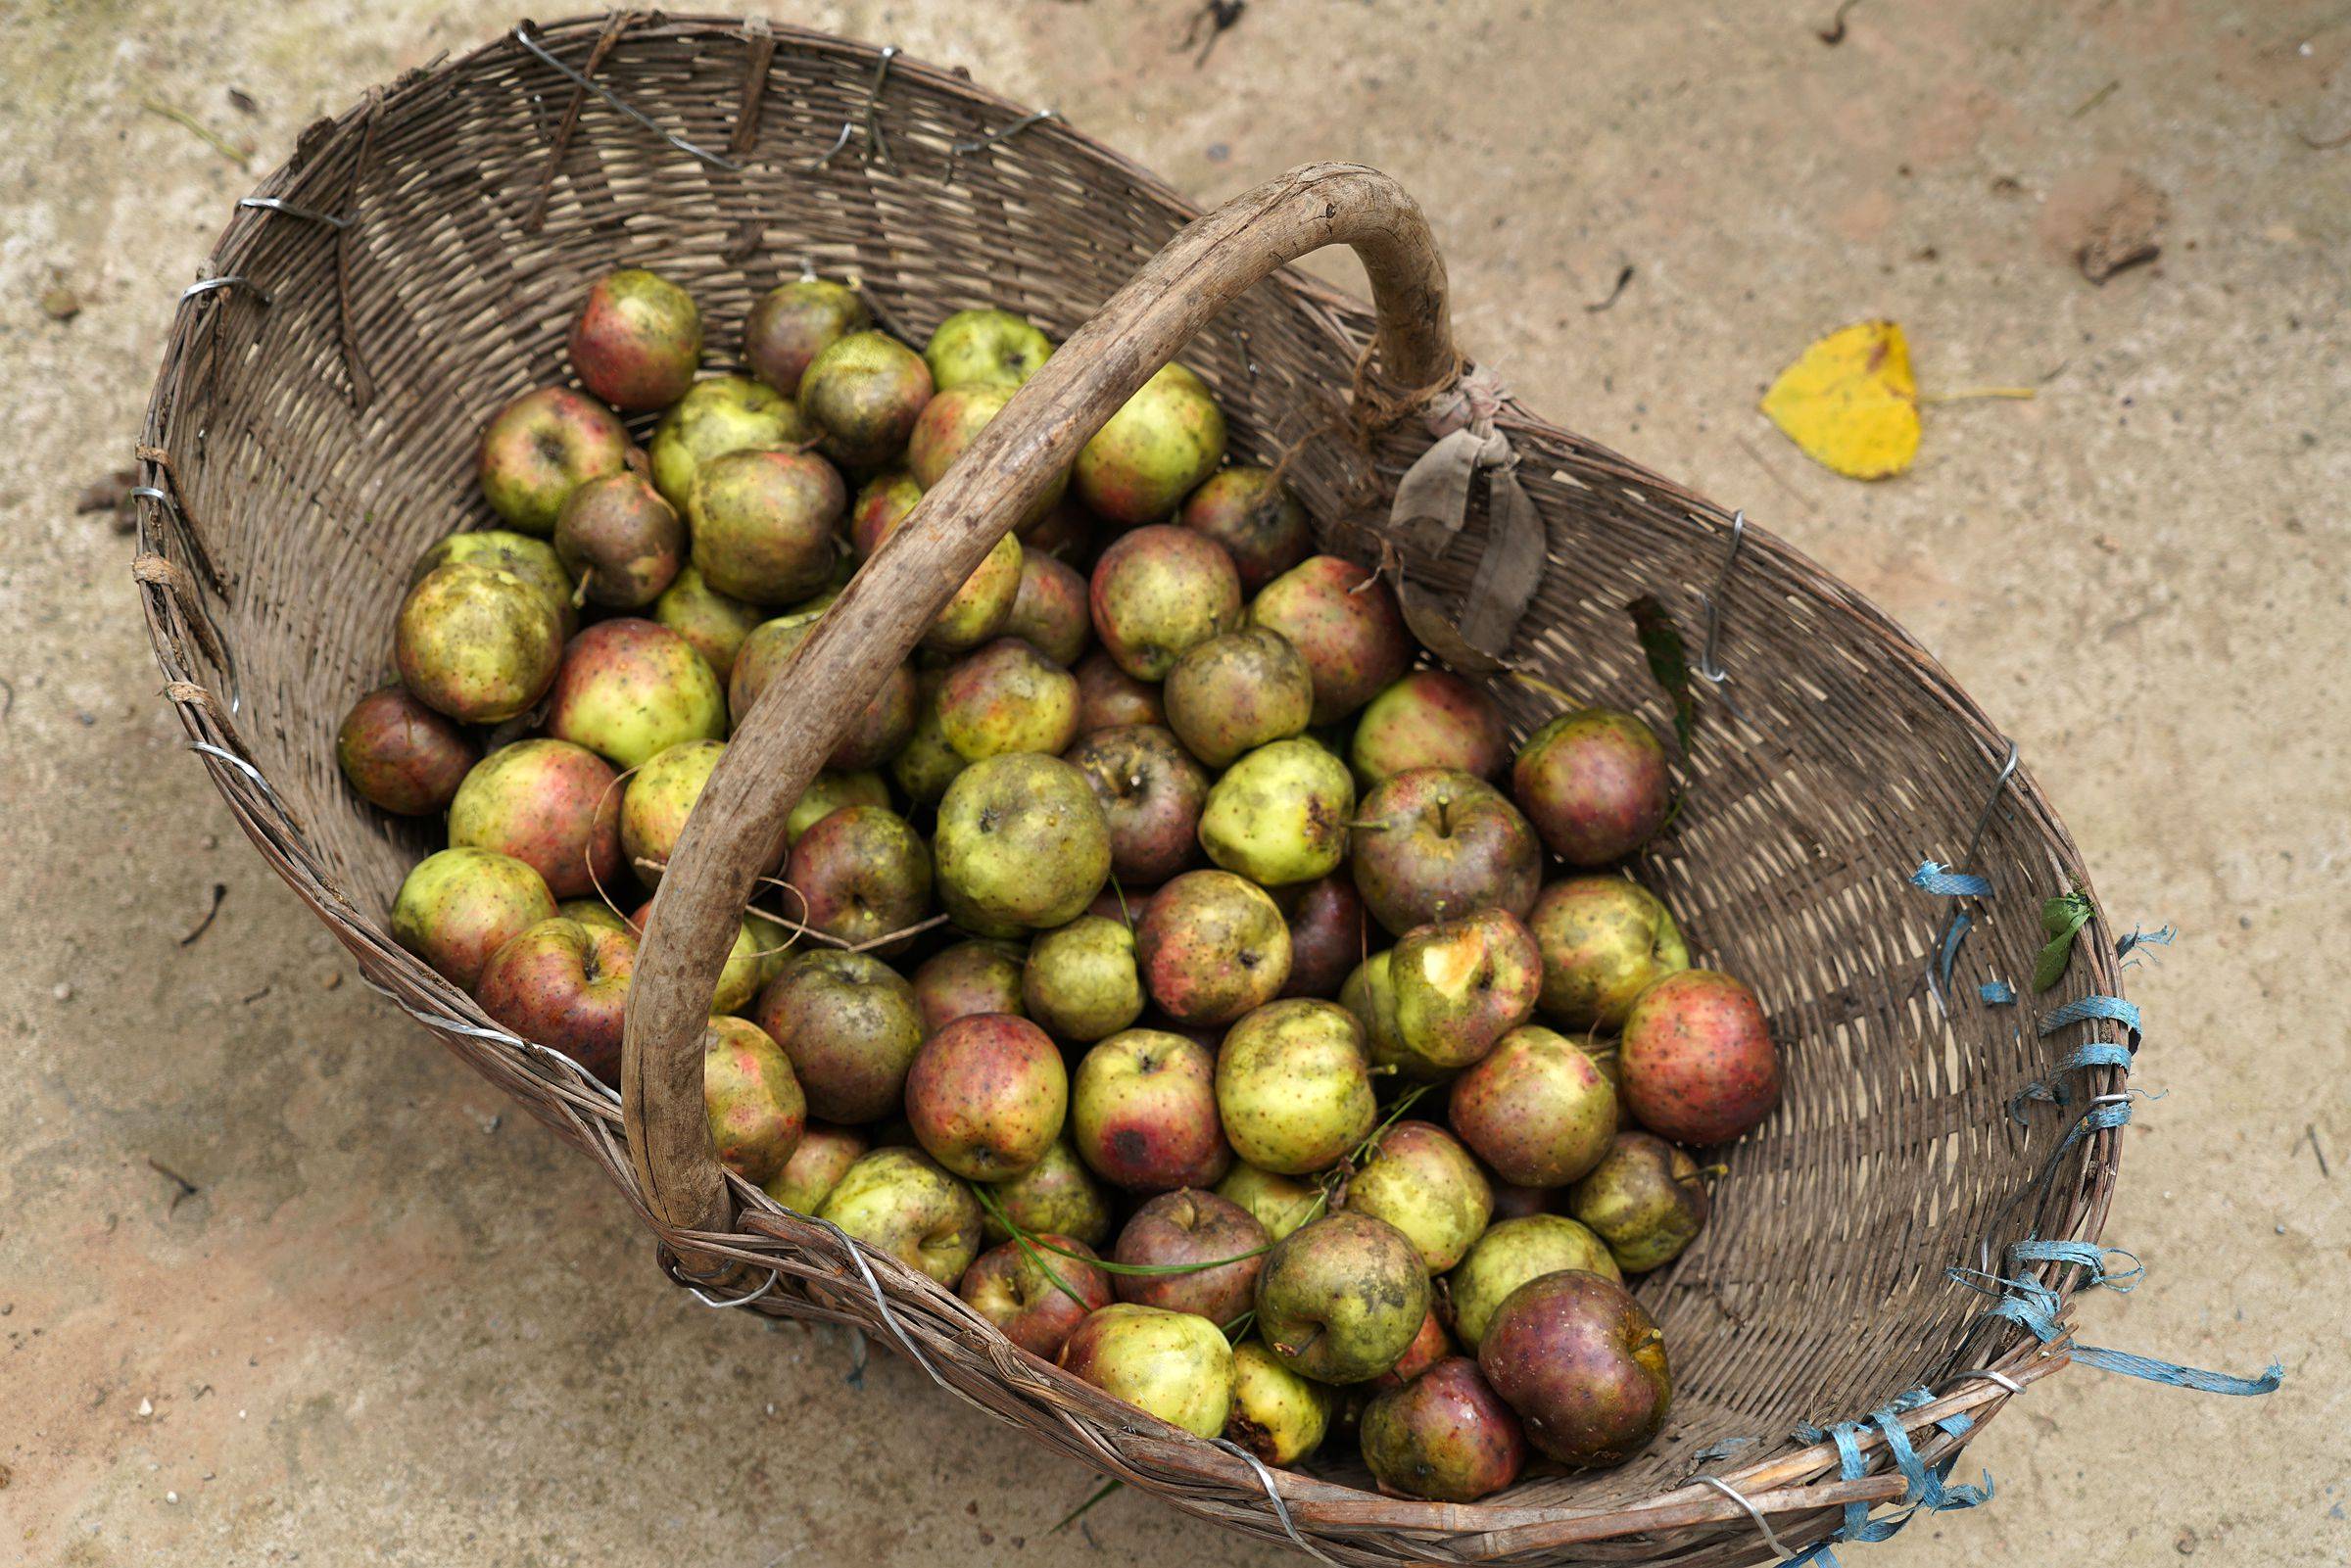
[140,17,2117,1536]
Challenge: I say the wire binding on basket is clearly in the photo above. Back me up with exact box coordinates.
[1211,1440,1343,1568]
[356,972,622,1101]
[180,275,271,306]
[946,107,1058,178]
[237,195,351,228]
[809,45,898,170]
[1687,1475,1796,1562]
[511,23,743,171]
[661,1251,784,1308]
[1697,509,1748,684]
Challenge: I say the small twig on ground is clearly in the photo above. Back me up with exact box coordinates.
[1817,0,1861,44]
[2303,1123,2330,1179]
[2070,79,2121,119]
[176,882,228,946]
[0,677,14,725]
[1177,0,1246,67]
[1583,263,1635,313]
[140,99,254,168]
[238,984,272,1005]
[226,87,260,116]
[146,1157,200,1211]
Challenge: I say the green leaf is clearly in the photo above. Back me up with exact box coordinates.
[1627,594,1697,751]
[2034,887,2097,992]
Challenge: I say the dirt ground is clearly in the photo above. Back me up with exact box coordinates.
[2,1,2344,1563]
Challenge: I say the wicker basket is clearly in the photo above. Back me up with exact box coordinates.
[133,15,2133,1565]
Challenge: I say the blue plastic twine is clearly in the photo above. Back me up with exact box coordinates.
[1909,860,1994,996]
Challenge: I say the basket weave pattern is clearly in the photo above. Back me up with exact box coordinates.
[133,16,2128,1565]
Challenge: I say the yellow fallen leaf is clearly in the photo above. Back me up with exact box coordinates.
[1759,319,1920,480]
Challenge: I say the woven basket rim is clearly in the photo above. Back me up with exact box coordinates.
[129,15,2132,1563]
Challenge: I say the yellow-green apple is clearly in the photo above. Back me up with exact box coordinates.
[1619,971,1779,1145]
[815,1147,984,1287]
[744,276,871,396]
[1135,870,1291,1026]
[392,847,556,989]
[1568,1131,1710,1273]
[1164,624,1315,768]
[1351,670,1511,786]
[1249,554,1413,725]
[891,669,967,806]
[1351,767,1541,935]
[336,686,477,815]
[1215,999,1375,1174]
[763,1121,868,1212]
[472,915,637,1082]
[1110,1187,1268,1324]
[568,267,700,410]
[702,1015,806,1186]
[1215,1163,1325,1242]
[651,564,762,681]
[1225,1339,1334,1465]
[395,562,563,725]
[981,1135,1112,1247]
[908,382,1067,530]
[1343,1120,1493,1272]
[1063,724,1209,886]
[937,638,1078,761]
[1057,1303,1233,1437]
[1361,1356,1526,1501]
[1198,737,1354,886]
[934,754,1111,933]
[1179,465,1311,594]
[476,386,632,535]
[1255,1210,1430,1383]
[1070,1027,1230,1192]
[1446,1214,1620,1350]
[619,737,721,887]
[1529,876,1689,1032]
[1477,1270,1669,1467]
[543,618,726,769]
[1023,915,1144,1043]
[906,1013,1067,1180]
[797,330,933,468]
[648,374,813,510]
[687,448,845,605]
[1512,709,1672,866]
[1339,951,1448,1085]
[960,1234,1111,1360]
[753,950,925,1123]
[447,737,621,899]
[859,486,1024,651]
[410,528,576,638]
[1074,362,1225,526]
[1450,1024,1617,1188]
[924,306,1053,391]
[1389,908,1541,1071]
[784,769,890,846]
[1089,524,1242,680]
[625,898,784,1016]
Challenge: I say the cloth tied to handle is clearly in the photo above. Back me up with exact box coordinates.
[1383,362,1544,668]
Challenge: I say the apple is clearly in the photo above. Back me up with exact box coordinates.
[476,386,633,535]
[647,373,812,509]
[1486,1180,1556,1223]
[1021,494,1095,567]
[1568,1131,1710,1273]
[1445,1214,1620,1351]
[891,669,967,806]
[1277,873,1367,1000]
[1003,550,1092,666]
[1372,1305,1454,1390]
[1512,708,1673,866]
[543,618,727,770]
[651,564,763,682]
[1215,999,1375,1175]
[1351,767,1541,935]
[1254,1211,1431,1384]
[960,1234,1112,1361]
[1338,951,1446,1086]
[624,903,788,1018]
[797,330,933,469]
[1388,908,1541,1071]
[1163,625,1315,769]
[392,847,557,989]
[1179,465,1312,594]
[1070,1028,1230,1192]
[858,484,1026,651]
[1225,1339,1335,1465]
[1063,724,1210,887]
[395,562,564,725]
[1089,524,1243,681]
[1449,1024,1617,1188]
[744,276,871,397]
[410,528,576,639]
[1058,1303,1234,1439]
[568,267,700,409]
[1361,1356,1526,1502]
[906,1014,1067,1181]
[980,1135,1113,1247]
[729,612,915,770]
[937,638,1079,761]
[472,915,637,1082]
[1073,649,1165,733]
[1023,915,1144,1043]
[336,686,477,815]
[752,950,925,1122]
[619,737,722,887]
[687,448,845,605]
[1249,555,1413,725]
[1136,870,1291,1027]
[908,383,1067,531]
[1198,737,1355,887]
[553,472,683,610]
[1110,1187,1269,1325]
[912,939,1028,1035]
[924,307,1054,391]
[701,1015,806,1186]
[1351,671,1511,786]
[762,1120,868,1212]
[1619,970,1780,1145]
[933,754,1111,934]
[446,738,621,899]
[1074,362,1226,526]
[1215,1163,1326,1242]
[1342,1120,1493,1272]
[784,769,891,846]
[1477,1270,1670,1468]
[1528,876,1690,1032]
[775,803,932,952]
[815,1147,984,1288]
[848,467,921,557]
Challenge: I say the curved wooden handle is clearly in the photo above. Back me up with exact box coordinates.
[622,162,1456,1242]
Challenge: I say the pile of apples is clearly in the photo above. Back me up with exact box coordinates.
[341,264,1783,1502]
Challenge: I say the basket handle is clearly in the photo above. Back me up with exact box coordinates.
[621,162,1457,1245]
